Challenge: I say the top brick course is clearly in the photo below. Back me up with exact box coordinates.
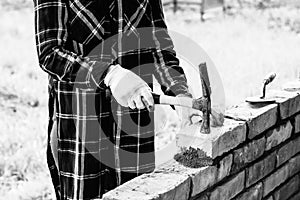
[226,103,278,139]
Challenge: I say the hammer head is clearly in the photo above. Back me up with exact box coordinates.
[199,63,211,134]
[192,97,224,127]
[190,63,224,134]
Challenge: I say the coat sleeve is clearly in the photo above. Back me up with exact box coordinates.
[150,0,192,97]
[33,0,107,88]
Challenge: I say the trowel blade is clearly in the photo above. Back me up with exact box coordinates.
[245,96,276,104]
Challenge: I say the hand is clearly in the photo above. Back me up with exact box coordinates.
[104,64,154,110]
[175,94,202,128]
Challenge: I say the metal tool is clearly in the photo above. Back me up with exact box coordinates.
[246,72,277,104]
[199,63,211,134]
[261,73,276,99]
[152,63,224,134]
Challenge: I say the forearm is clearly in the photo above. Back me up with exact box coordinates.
[150,0,191,97]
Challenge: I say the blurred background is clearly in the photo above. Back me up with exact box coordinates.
[0,0,300,199]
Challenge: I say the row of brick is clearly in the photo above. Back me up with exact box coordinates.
[232,119,299,175]
[234,170,300,200]
[194,153,300,200]
[226,90,300,139]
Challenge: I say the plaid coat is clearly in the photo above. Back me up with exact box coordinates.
[34,0,191,199]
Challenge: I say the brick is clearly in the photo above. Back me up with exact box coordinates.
[274,175,300,200]
[289,192,300,200]
[263,164,290,197]
[102,168,191,200]
[226,102,277,139]
[294,136,300,154]
[232,137,266,173]
[156,160,217,198]
[217,154,233,181]
[190,166,218,197]
[276,138,300,167]
[283,80,300,92]
[295,114,300,134]
[176,118,246,159]
[268,90,300,119]
[265,121,293,151]
[194,194,209,200]
[210,171,245,200]
[246,152,276,187]
[234,182,263,200]
[102,176,155,200]
[289,154,300,177]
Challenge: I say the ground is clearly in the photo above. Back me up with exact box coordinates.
[0,2,299,199]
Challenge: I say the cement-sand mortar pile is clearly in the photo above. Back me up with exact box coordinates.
[174,147,213,168]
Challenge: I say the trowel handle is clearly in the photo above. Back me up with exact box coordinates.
[261,72,276,99]
[263,73,276,85]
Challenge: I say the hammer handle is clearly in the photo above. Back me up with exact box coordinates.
[263,73,276,85]
[199,63,211,97]
[152,93,193,108]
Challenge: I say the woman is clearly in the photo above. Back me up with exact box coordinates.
[33,0,198,199]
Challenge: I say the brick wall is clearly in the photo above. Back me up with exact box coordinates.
[102,81,300,200]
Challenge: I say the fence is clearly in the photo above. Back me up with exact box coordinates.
[163,0,225,21]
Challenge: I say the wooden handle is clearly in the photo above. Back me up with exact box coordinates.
[263,73,276,85]
[152,93,193,108]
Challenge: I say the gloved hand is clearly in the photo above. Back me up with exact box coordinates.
[104,64,154,110]
[175,94,202,128]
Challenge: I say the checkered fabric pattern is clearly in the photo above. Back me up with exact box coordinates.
[34,0,191,199]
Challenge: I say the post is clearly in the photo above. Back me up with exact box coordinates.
[173,0,177,13]
[200,0,205,21]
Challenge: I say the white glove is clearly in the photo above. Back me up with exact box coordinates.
[104,64,154,110]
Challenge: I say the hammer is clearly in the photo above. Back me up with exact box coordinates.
[152,63,224,134]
